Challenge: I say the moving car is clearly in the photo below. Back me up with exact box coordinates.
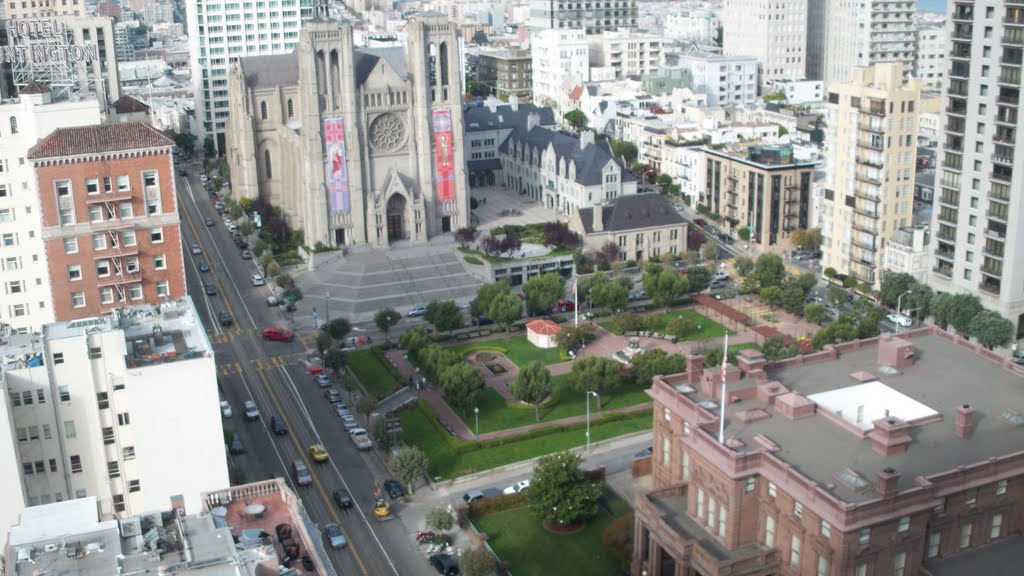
[218,311,233,327]
[292,460,312,486]
[270,416,288,435]
[229,436,245,455]
[197,260,210,273]
[429,554,460,576]
[200,174,208,182]
[251,274,265,286]
[204,284,218,296]
[408,305,427,317]
[315,374,332,387]
[244,400,260,421]
[220,401,233,418]
[382,479,405,499]
[261,327,294,342]
[324,523,347,549]
[205,217,215,226]
[309,443,329,463]
[333,489,353,509]
[502,479,531,495]
[462,488,501,504]
[191,243,202,255]
[887,313,912,327]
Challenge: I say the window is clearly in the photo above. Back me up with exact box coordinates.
[696,488,705,519]
[9,391,20,407]
[817,555,829,576]
[71,292,86,308]
[790,534,801,568]
[117,412,131,426]
[89,205,103,222]
[129,284,143,300]
[129,479,141,493]
[97,392,109,409]
[260,100,268,120]
[22,391,33,406]
[768,482,777,498]
[68,264,82,281]
[794,501,803,518]
[966,488,977,505]
[126,257,139,274]
[107,461,120,479]
[23,463,33,476]
[681,451,690,481]
[123,446,136,460]
[16,427,26,441]
[898,515,910,532]
[996,480,1008,495]
[0,184,7,198]
[102,427,114,444]
[96,260,110,277]
[683,421,690,436]
[854,564,866,576]
[928,531,941,558]
[116,175,130,192]
[70,455,82,473]
[1,232,15,246]
[745,477,756,493]
[9,116,17,134]
[960,522,972,549]
[820,521,831,538]
[991,513,1003,539]
[58,386,70,402]
[49,458,57,472]
[0,208,13,222]
[42,423,50,438]
[893,551,906,576]
[59,208,74,225]
[37,389,45,404]
[264,149,272,178]
[113,494,126,513]
[85,178,99,195]
[118,202,133,218]
[143,171,157,187]
[287,99,294,117]
[100,287,114,304]
[63,238,78,254]
[76,490,87,498]
[150,228,163,243]
[153,254,166,270]
[156,280,170,297]
[64,420,76,438]
[103,177,111,193]
[858,528,870,545]
[765,515,775,546]
[123,230,137,246]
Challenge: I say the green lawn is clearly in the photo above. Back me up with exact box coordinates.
[474,491,631,576]
[466,374,652,434]
[346,350,400,397]
[398,401,652,479]
[601,308,728,340]
[447,335,568,367]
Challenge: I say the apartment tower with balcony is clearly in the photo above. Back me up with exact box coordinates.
[929,0,1024,340]
[820,63,921,288]
[722,0,807,84]
[806,0,918,86]
[528,0,639,34]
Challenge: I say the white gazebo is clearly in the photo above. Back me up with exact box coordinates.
[526,319,562,349]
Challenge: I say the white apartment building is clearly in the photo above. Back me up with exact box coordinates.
[916,22,946,89]
[722,0,806,83]
[763,78,824,105]
[677,50,758,106]
[587,29,664,80]
[186,0,323,151]
[0,88,102,335]
[883,225,931,284]
[0,297,227,531]
[662,142,706,206]
[930,0,1024,340]
[528,0,638,34]
[807,0,917,86]
[531,28,589,112]
[662,9,719,44]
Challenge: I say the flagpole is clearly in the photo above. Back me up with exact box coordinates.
[718,332,728,443]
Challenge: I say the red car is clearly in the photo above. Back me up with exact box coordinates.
[557,299,575,312]
[261,327,295,342]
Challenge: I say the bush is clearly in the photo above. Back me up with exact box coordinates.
[464,256,483,265]
[602,512,635,564]
[625,260,637,268]
[468,491,527,517]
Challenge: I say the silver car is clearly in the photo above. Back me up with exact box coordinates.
[244,400,260,421]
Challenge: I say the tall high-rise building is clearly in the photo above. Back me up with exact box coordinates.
[929,1,1024,339]
[806,0,917,85]
[186,0,325,151]
[722,0,807,84]
[528,0,638,34]
[820,63,921,288]
[530,28,589,112]
[0,85,103,335]
[4,0,83,18]
[916,21,947,90]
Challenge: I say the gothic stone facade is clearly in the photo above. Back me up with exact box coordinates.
[225,17,469,247]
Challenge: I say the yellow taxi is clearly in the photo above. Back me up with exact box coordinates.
[309,444,329,463]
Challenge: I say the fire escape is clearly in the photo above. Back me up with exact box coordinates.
[87,189,141,305]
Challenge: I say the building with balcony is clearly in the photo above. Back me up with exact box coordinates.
[820,63,921,288]
[702,143,819,254]
[636,329,1024,576]
[528,0,639,34]
[722,0,806,84]
[677,49,759,107]
[806,0,917,86]
[928,0,1024,342]
[530,28,590,112]
[476,49,533,101]
[883,225,931,284]
[587,28,663,80]
[570,193,688,262]
[916,21,947,90]
[4,479,330,576]
[0,297,227,533]
[0,85,103,335]
[28,122,185,321]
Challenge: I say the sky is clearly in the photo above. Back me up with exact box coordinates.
[918,0,946,14]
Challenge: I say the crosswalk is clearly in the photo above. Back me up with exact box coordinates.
[208,328,242,345]
[217,354,305,376]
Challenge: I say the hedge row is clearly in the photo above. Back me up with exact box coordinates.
[452,342,510,355]
[450,411,641,455]
[469,491,527,518]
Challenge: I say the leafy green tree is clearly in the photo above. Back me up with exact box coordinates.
[577,273,608,303]
[203,136,216,158]
[564,109,589,132]
[781,285,806,314]
[611,139,639,165]
[527,451,602,526]
[803,303,828,325]
[970,310,1014,349]
[685,266,712,293]
[591,281,629,311]
[522,272,566,315]
[760,285,784,309]
[370,417,399,454]
[826,285,848,309]
[315,331,334,358]
[419,345,462,382]
[459,546,497,576]
[734,256,755,277]
[374,307,401,341]
[390,446,429,495]
[398,326,432,361]
[842,276,859,289]
[930,292,955,330]
[425,300,463,334]
[754,253,786,288]
[471,30,489,44]
[701,239,718,263]
[440,363,485,415]
[615,313,650,333]
[737,228,751,241]
[426,507,455,532]
[824,267,838,280]
[762,334,800,360]
[811,320,859,350]
[630,348,687,385]
[509,362,554,421]
[565,357,623,409]
[323,349,345,374]
[642,265,689,309]
[949,294,983,335]
[792,273,818,296]
[555,324,596,352]
[174,132,197,154]
[471,281,511,318]
[878,272,917,308]
[325,317,352,344]
[856,307,885,339]
[356,395,378,426]
[488,292,523,338]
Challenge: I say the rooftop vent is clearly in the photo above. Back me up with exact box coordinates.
[834,468,871,493]
[1000,410,1024,427]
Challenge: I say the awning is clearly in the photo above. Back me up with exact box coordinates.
[467,158,502,171]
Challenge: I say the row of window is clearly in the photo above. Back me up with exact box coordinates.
[66,252,167,281]
[71,282,170,308]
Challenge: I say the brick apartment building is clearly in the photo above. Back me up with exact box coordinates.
[635,328,1024,576]
[28,123,186,320]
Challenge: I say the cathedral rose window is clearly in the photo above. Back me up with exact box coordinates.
[370,113,407,153]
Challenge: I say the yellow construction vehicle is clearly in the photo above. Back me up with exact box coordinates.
[373,481,395,521]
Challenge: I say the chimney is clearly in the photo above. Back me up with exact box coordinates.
[876,467,901,499]
[526,112,540,132]
[686,351,704,384]
[592,203,604,232]
[956,404,975,438]
[510,94,519,111]
[580,130,595,150]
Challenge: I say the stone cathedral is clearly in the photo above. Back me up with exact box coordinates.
[225,15,470,248]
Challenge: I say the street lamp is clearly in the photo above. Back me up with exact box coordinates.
[896,289,912,332]
[325,292,331,325]
[474,407,480,442]
[585,391,599,453]
[696,323,703,352]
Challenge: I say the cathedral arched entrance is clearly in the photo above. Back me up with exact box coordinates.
[386,194,407,243]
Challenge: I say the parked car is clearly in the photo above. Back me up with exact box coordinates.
[200,174,208,182]
[693,218,707,227]
[251,274,265,286]
[324,389,343,402]
[229,436,246,455]
[244,400,260,421]
[197,260,210,273]
[462,490,487,504]
[717,232,734,244]
[502,480,531,495]
[220,401,233,418]
[309,443,329,463]
[557,299,575,312]
[204,284,218,296]
[333,489,353,509]
[712,271,729,282]
[429,554,460,576]
[350,428,373,451]
[383,479,405,499]
[315,374,331,387]
[324,523,347,549]
[240,250,253,259]
[261,327,294,342]
[1013,351,1024,365]
[218,311,233,326]
[887,313,912,327]
[177,168,187,176]
[341,416,359,429]
[270,416,288,435]
[408,305,427,317]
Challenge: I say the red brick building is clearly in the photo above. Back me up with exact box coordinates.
[29,123,186,321]
[635,328,1024,576]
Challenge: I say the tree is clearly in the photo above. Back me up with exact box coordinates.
[630,348,687,385]
[356,395,377,426]
[370,417,399,454]
[970,310,1014,349]
[499,234,523,257]
[760,286,784,309]
[734,256,755,277]
[803,302,828,325]
[325,318,352,344]
[440,363,485,415]
[737,227,751,241]
[564,109,589,132]
[454,227,478,247]
[591,281,629,311]
[701,239,718,263]
[390,446,429,495]
[930,292,955,330]
[597,240,620,263]
[878,272,917,308]
[682,250,699,267]
[803,228,823,250]
[425,300,464,334]
[792,273,818,296]
[611,139,639,165]
[555,324,597,352]
[426,507,455,533]
[488,292,523,338]
[481,235,502,256]
[685,266,712,293]
[174,132,197,154]
[790,228,807,249]
[471,30,489,44]
[781,285,806,314]
[656,173,673,188]
[374,307,401,341]
[811,319,860,350]
[323,349,346,378]
[418,345,461,382]
[543,221,579,249]
[688,227,706,250]
[826,285,848,309]
[642,265,689,309]
[522,272,565,315]
[398,326,432,361]
[239,221,255,236]
[565,357,623,409]
[948,294,983,335]
[315,331,334,358]
[905,282,934,319]
[615,313,649,333]
[510,362,554,421]
[666,315,694,339]
[252,238,268,258]
[459,546,497,576]
[762,334,800,360]
[824,267,838,280]
[754,253,786,288]
[527,451,602,527]
[203,136,216,158]
[577,273,608,303]
[471,281,511,318]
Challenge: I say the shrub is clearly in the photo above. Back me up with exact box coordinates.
[602,512,635,564]
[464,256,484,265]
[468,491,527,518]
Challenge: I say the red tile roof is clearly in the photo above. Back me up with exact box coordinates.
[28,122,173,159]
[112,95,150,114]
[527,319,562,336]
[568,85,584,101]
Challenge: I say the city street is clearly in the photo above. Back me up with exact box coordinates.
[174,170,434,576]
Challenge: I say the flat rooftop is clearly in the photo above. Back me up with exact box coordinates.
[686,333,1024,503]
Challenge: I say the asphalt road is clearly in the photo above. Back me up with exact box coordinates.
[174,169,434,576]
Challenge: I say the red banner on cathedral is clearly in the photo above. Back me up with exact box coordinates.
[432,109,455,203]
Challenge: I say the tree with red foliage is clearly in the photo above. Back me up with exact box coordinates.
[500,234,523,257]
[454,227,478,248]
[597,241,620,263]
[687,227,705,251]
[543,222,579,249]
[481,235,501,256]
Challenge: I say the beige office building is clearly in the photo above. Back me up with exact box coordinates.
[820,63,921,287]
